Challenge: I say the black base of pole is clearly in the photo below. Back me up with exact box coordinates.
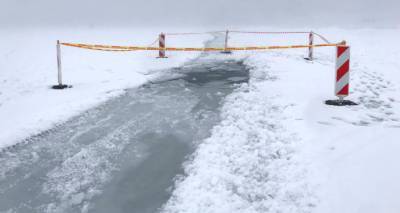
[325,99,358,106]
[51,84,71,89]
[220,51,232,54]
[304,57,313,61]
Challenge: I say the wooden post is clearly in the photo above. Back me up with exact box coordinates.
[52,40,69,89]
[308,31,314,60]
[224,30,229,50]
[57,40,63,85]
[221,30,232,54]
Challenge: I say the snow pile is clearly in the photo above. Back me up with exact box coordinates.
[162,81,315,213]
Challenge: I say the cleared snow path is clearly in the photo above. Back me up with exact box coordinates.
[0,38,250,212]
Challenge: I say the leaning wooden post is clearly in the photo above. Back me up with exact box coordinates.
[52,40,69,89]
[221,30,232,54]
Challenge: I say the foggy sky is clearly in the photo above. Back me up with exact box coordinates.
[1,0,399,28]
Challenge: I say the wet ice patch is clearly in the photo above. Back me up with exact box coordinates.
[41,120,145,213]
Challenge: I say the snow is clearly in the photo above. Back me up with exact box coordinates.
[2,27,400,212]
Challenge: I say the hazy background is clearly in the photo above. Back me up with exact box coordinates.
[0,0,399,28]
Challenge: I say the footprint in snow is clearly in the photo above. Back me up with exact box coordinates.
[328,69,400,127]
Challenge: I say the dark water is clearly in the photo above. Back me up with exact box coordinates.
[0,58,249,213]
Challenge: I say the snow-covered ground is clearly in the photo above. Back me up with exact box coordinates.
[1,27,400,212]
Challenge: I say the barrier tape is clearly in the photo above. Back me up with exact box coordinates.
[311,32,331,44]
[147,38,160,47]
[230,31,310,34]
[166,31,224,36]
[60,42,343,52]
[230,31,331,44]
[140,30,331,44]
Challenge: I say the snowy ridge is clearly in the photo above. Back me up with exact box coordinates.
[162,60,315,213]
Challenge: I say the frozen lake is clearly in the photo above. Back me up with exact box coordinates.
[0,55,249,213]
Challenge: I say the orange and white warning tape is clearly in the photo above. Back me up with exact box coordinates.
[60,42,344,52]
[229,31,332,44]
[230,31,310,34]
[165,31,225,36]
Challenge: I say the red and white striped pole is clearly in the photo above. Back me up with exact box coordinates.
[335,43,350,99]
[326,41,356,105]
[157,33,167,58]
[308,31,314,60]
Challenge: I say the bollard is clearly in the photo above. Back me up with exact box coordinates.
[52,40,70,89]
[221,30,232,54]
[157,33,167,58]
[325,41,357,106]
